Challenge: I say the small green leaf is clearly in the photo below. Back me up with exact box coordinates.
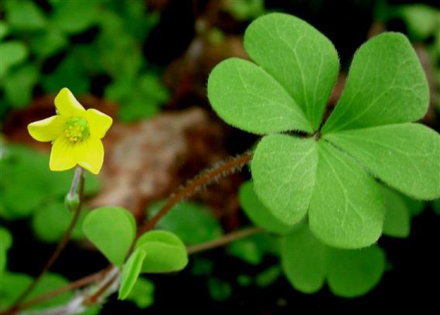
[208,58,312,135]
[30,29,67,58]
[0,226,13,251]
[227,237,264,265]
[399,5,440,40]
[281,224,326,293]
[147,201,222,246]
[244,13,339,130]
[324,123,440,200]
[51,1,98,34]
[251,135,318,225]
[382,186,411,238]
[239,181,292,234]
[208,278,232,301]
[0,21,9,40]
[0,273,72,311]
[255,265,281,288]
[32,202,86,243]
[4,0,47,31]
[322,33,428,133]
[119,249,147,300]
[83,207,136,266]
[326,246,386,298]
[125,277,155,309]
[0,41,28,77]
[134,231,188,273]
[309,141,384,249]
[5,64,39,108]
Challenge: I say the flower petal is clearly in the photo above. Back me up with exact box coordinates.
[50,136,77,171]
[28,115,66,142]
[54,88,86,117]
[86,109,113,139]
[75,136,104,174]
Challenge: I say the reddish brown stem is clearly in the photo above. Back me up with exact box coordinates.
[139,151,253,235]
[187,226,262,255]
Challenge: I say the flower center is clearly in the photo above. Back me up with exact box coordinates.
[64,117,90,142]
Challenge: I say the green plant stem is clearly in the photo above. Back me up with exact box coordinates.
[4,167,85,315]
[187,226,262,255]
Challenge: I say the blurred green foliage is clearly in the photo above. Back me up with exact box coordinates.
[0,144,100,241]
[0,0,169,121]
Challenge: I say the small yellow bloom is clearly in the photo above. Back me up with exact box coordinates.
[28,88,113,174]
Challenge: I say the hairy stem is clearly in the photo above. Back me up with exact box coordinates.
[4,167,85,315]
[139,151,253,235]
[187,226,262,255]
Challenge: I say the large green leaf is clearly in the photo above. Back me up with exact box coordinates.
[251,135,318,225]
[208,58,312,134]
[281,224,326,293]
[244,13,339,130]
[322,33,428,133]
[382,186,411,238]
[134,231,188,273]
[281,224,386,298]
[83,207,136,267]
[324,123,440,199]
[326,246,386,298]
[119,249,147,300]
[309,141,384,249]
[239,181,292,234]
[147,201,222,246]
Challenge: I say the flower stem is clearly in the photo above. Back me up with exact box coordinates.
[4,166,85,315]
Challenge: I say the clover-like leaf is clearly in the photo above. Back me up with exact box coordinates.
[326,246,386,298]
[382,186,411,238]
[322,33,429,133]
[244,13,339,130]
[251,135,318,226]
[239,181,292,234]
[208,58,312,134]
[281,224,326,293]
[134,231,188,273]
[324,124,440,200]
[281,224,386,298]
[83,207,136,267]
[309,141,384,249]
[119,249,147,300]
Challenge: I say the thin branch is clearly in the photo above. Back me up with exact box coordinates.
[139,151,253,235]
[4,167,85,315]
[187,226,262,255]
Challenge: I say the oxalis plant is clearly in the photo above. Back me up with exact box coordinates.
[2,12,440,314]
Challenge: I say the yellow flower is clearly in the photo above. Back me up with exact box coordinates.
[28,88,113,174]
